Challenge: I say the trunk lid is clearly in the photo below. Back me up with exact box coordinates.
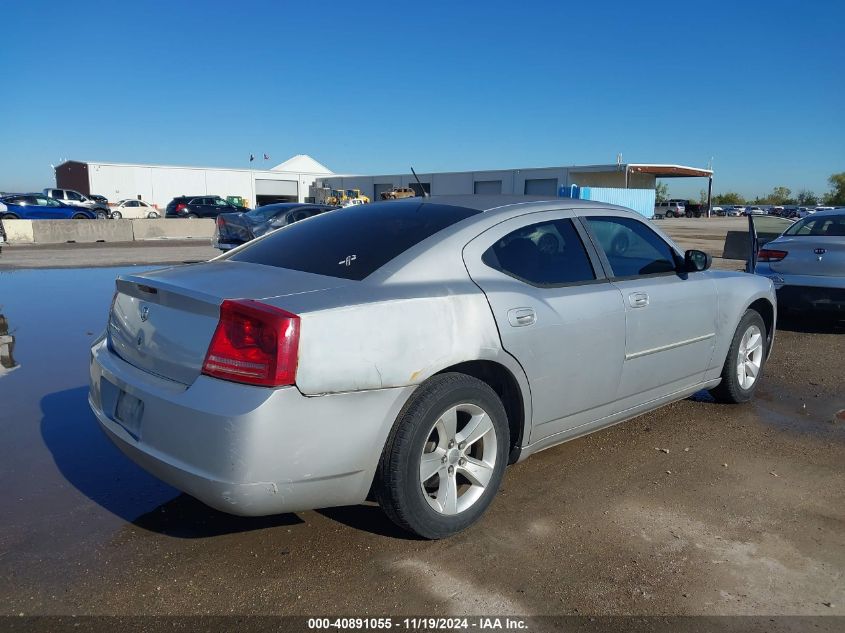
[216,212,254,243]
[107,260,350,384]
[767,236,845,276]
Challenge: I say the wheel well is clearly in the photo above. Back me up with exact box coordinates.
[436,360,525,464]
[748,298,775,351]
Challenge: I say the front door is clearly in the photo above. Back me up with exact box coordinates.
[581,214,718,405]
[463,209,626,441]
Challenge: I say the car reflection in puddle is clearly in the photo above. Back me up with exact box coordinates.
[0,311,18,377]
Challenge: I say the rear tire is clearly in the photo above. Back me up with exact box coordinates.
[665,210,674,218]
[185,213,198,219]
[709,309,767,404]
[2,213,20,220]
[376,373,509,539]
[72,213,88,219]
[148,211,159,218]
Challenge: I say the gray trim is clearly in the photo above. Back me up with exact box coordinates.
[625,333,716,360]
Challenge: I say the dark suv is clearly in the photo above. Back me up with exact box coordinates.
[165,195,249,219]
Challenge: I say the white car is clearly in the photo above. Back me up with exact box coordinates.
[341,198,366,208]
[111,199,160,219]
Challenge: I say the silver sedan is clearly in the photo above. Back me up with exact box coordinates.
[753,209,845,315]
[89,196,777,538]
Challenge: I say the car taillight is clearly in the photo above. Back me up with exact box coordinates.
[202,299,300,387]
[758,248,788,262]
[216,215,225,227]
[176,203,187,213]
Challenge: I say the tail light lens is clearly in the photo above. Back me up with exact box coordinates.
[176,203,187,213]
[758,248,788,262]
[202,299,300,387]
[216,215,225,227]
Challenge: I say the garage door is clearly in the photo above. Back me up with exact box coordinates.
[474,180,502,194]
[374,183,393,200]
[255,179,298,196]
[524,178,558,196]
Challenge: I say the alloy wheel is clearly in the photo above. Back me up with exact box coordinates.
[737,324,763,390]
[419,403,498,515]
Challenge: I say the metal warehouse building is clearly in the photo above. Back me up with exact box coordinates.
[55,155,713,216]
[320,162,713,209]
[54,154,334,210]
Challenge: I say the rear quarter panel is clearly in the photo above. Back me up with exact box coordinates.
[289,284,506,395]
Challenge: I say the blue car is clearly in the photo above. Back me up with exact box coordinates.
[0,193,98,219]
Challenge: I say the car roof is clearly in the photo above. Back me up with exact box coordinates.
[385,194,633,214]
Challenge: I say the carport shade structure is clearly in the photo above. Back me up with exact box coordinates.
[625,164,715,217]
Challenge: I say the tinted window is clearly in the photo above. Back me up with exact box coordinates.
[586,216,678,277]
[227,201,480,280]
[784,215,845,236]
[66,191,83,201]
[482,219,595,286]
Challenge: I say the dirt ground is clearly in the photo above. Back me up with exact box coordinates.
[0,261,843,621]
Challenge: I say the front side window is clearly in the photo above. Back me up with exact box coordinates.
[482,219,596,286]
[66,191,83,201]
[586,216,678,277]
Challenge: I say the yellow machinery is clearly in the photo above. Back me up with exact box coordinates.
[327,188,370,205]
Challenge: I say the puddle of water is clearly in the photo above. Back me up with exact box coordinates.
[0,266,179,542]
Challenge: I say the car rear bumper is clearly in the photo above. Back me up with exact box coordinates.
[88,339,413,516]
[777,285,845,312]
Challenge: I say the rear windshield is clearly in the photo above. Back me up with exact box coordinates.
[225,201,480,280]
[783,214,845,237]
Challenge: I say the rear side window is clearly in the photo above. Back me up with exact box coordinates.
[482,219,596,286]
[227,201,480,280]
[586,216,678,277]
[784,215,845,236]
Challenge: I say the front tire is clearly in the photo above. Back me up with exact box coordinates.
[376,373,509,539]
[709,309,767,403]
[665,210,674,218]
[111,210,122,219]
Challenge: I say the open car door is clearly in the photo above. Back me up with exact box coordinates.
[747,215,796,273]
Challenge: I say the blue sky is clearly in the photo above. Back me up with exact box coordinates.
[1,0,843,198]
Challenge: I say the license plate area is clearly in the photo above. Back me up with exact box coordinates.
[114,390,144,440]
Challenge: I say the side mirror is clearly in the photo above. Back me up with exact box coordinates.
[685,249,712,272]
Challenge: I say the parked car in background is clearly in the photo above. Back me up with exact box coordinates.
[43,188,109,218]
[380,187,417,200]
[752,210,844,316]
[653,201,686,218]
[165,195,249,219]
[1,194,98,219]
[712,206,725,216]
[745,206,766,216]
[111,199,160,219]
[90,196,776,539]
[0,217,6,252]
[213,203,336,251]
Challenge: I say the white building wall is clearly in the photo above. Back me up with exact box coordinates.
[86,163,327,209]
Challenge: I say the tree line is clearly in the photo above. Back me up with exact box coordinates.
[714,172,845,206]
[657,172,845,207]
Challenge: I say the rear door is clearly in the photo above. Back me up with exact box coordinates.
[581,213,718,404]
[463,209,626,441]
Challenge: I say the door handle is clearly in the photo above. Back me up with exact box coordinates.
[507,307,536,327]
[628,292,649,308]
